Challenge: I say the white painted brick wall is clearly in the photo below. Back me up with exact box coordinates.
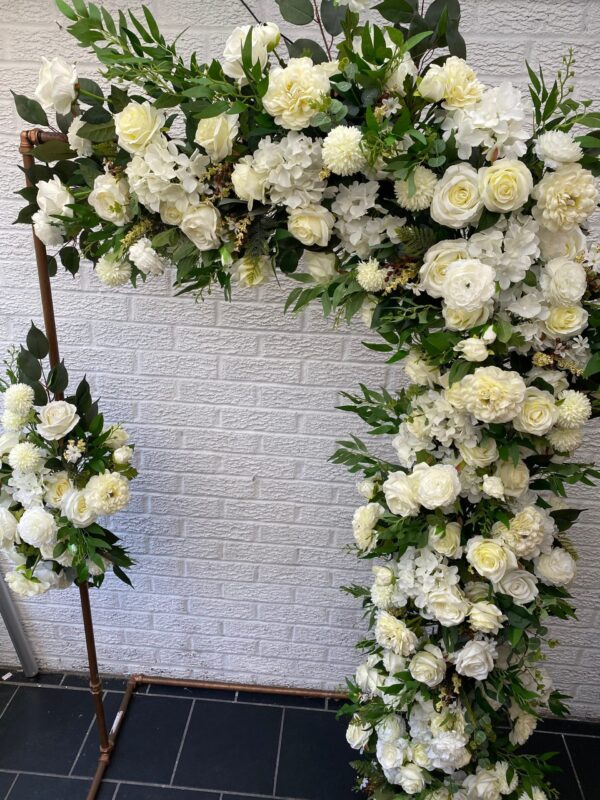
[0,0,599,717]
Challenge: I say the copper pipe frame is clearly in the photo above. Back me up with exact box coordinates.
[19,128,348,800]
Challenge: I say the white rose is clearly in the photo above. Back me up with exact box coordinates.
[460,366,526,423]
[128,237,167,277]
[32,211,65,247]
[427,586,469,627]
[545,305,588,339]
[231,157,268,209]
[458,438,498,468]
[44,471,73,508]
[430,164,484,229]
[352,502,384,553]
[479,159,533,213]
[386,53,418,95]
[533,163,598,231]
[67,118,93,157]
[398,764,426,795]
[495,568,539,605]
[512,387,558,436]
[0,508,18,548]
[497,459,529,497]
[413,463,461,510]
[455,337,490,362]
[288,205,334,247]
[113,446,133,465]
[453,639,496,680]
[383,471,420,517]
[409,644,446,687]
[540,257,587,306]
[17,507,57,548]
[466,536,517,583]
[346,716,372,750]
[35,56,77,115]
[443,304,492,331]
[114,101,164,154]
[419,64,446,103]
[37,176,74,219]
[441,259,496,312]
[420,239,469,298]
[357,478,376,500]
[510,712,537,746]
[181,203,221,251]
[194,113,239,162]
[263,57,337,130]
[36,401,79,441]
[469,601,504,634]
[356,654,381,694]
[303,251,337,284]
[535,131,583,169]
[535,547,576,587]
[88,173,132,226]
[375,610,418,656]
[105,426,129,449]
[222,24,277,84]
[429,521,462,558]
[62,489,97,529]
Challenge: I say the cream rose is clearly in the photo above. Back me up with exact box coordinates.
[35,56,77,115]
[375,610,418,656]
[231,157,268,209]
[288,205,334,247]
[413,463,461,510]
[478,159,533,213]
[17,507,57,548]
[62,489,97,529]
[512,387,558,436]
[346,717,372,750]
[545,305,588,338]
[409,645,446,687]
[430,164,483,228]
[441,259,496,312]
[181,203,221,251]
[263,57,337,130]
[429,521,462,558]
[194,113,239,162]
[427,586,469,626]
[303,251,337,283]
[88,173,133,226]
[419,239,469,298]
[535,548,576,586]
[383,471,420,517]
[44,471,73,508]
[114,101,164,154]
[533,163,598,231]
[453,639,496,680]
[458,438,498,468]
[443,304,492,331]
[497,459,530,497]
[459,366,526,423]
[495,568,538,605]
[36,401,79,441]
[469,601,504,634]
[466,536,516,582]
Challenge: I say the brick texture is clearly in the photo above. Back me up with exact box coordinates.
[0,0,599,718]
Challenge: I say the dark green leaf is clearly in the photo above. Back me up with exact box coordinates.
[276,0,314,25]
[321,0,346,36]
[11,92,49,127]
[60,246,80,275]
[375,0,418,24]
[76,120,116,143]
[583,352,600,378]
[26,322,49,359]
[17,348,42,381]
[286,38,329,64]
[31,140,76,162]
[78,77,105,102]
[48,360,69,396]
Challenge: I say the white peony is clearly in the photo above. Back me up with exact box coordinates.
[413,463,461,510]
[459,366,526,423]
[535,547,576,587]
[419,239,469,298]
[129,237,168,277]
[36,401,79,441]
[483,475,505,500]
[430,164,483,228]
[180,203,221,251]
[88,173,132,226]
[288,204,334,246]
[62,489,97,528]
[409,644,446,687]
[303,251,336,283]
[194,113,239,162]
[263,57,337,130]
[420,57,483,109]
[395,166,438,212]
[352,502,384,553]
[322,126,366,176]
[67,118,93,157]
[478,159,533,213]
[375,610,418,656]
[441,259,496,312]
[535,130,583,169]
[466,536,516,583]
[533,163,598,231]
[86,472,130,515]
[17,507,57,548]
[512,387,558,436]
[540,256,587,306]
[453,638,497,680]
[383,471,420,517]
[95,254,132,287]
[35,56,77,114]
[114,101,165,154]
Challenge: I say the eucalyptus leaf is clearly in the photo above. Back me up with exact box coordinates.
[276,0,314,25]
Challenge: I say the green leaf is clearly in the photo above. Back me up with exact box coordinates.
[449,359,475,386]
[60,246,80,275]
[583,352,600,378]
[286,38,329,64]
[77,120,116,143]
[31,140,76,162]
[17,348,42,381]
[78,77,105,102]
[320,0,346,36]
[276,0,314,25]
[404,30,434,52]
[48,360,69,396]
[375,0,418,24]
[26,322,49,359]
[11,92,49,127]
[55,0,78,21]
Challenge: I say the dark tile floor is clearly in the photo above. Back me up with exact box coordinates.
[0,668,597,799]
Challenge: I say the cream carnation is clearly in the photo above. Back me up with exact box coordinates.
[430,164,483,228]
[395,166,438,211]
[479,158,533,213]
[375,610,418,656]
[114,101,164,154]
[194,113,239,162]
[535,130,583,169]
[129,238,168,277]
[86,472,130,515]
[459,366,526,423]
[95,254,131,287]
[4,384,34,417]
[557,390,592,428]
[512,387,558,436]
[441,259,496,312]
[356,258,386,292]
[352,502,384,553]
[36,401,79,441]
[420,239,469,298]
[8,442,44,473]
[288,204,334,247]
[533,163,598,231]
[535,547,576,587]
[322,126,366,176]
[466,536,516,583]
[263,57,336,130]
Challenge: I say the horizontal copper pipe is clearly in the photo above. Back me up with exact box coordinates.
[134,674,348,700]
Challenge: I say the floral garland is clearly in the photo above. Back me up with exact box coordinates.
[10,0,600,798]
[0,324,136,595]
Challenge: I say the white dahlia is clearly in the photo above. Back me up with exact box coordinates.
[4,384,34,417]
[557,390,592,428]
[95,254,132,287]
[395,166,438,211]
[8,442,44,473]
[356,258,386,292]
[535,131,583,169]
[547,426,583,453]
[322,126,366,176]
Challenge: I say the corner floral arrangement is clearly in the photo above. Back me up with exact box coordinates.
[10,0,600,798]
[0,324,135,596]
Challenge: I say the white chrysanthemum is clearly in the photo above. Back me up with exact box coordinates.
[547,426,583,453]
[557,390,592,428]
[356,259,386,292]
[4,384,34,417]
[533,163,598,231]
[322,126,366,176]
[95,254,132,287]
[86,472,130,515]
[395,166,438,211]
[129,237,168,277]
[8,442,44,473]
[535,130,583,169]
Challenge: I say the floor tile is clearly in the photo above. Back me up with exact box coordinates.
[174,700,281,794]
[326,698,348,712]
[540,717,600,737]
[0,670,64,686]
[6,774,115,799]
[565,735,600,799]
[116,785,218,799]
[239,691,325,709]
[276,708,356,800]
[62,673,129,691]
[76,694,191,784]
[147,683,236,701]
[0,685,17,716]
[0,772,16,797]
[522,731,584,800]
[71,692,125,777]
[0,687,95,774]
